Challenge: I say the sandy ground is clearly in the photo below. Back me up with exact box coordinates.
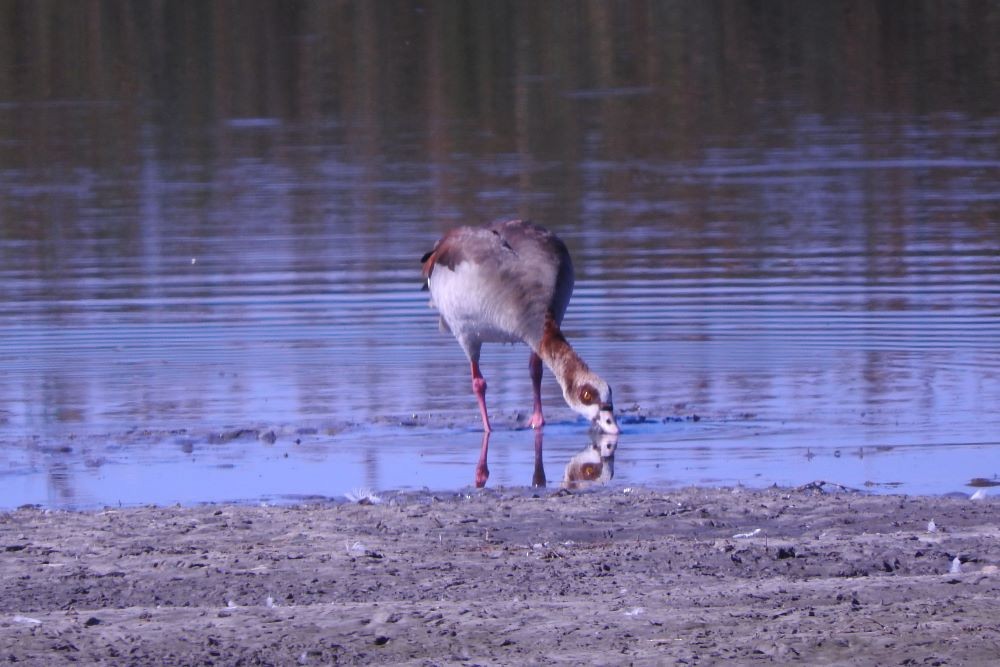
[2,485,999,665]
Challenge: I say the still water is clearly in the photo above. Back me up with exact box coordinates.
[1,2,998,508]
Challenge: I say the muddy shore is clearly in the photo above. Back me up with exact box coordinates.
[2,485,998,665]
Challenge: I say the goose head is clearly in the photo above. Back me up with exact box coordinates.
[563,371,620,435]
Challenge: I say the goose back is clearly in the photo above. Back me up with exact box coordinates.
[422,219,574,352]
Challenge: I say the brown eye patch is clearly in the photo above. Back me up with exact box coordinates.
[579,385,597,405]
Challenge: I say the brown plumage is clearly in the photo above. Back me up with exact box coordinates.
[422,219,619,439]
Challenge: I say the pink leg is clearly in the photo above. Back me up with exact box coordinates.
[527,352,545,429]
[471,360,492,433]
[475,432,490,488]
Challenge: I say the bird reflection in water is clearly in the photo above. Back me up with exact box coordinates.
[474,429,617,489]
[562,433,617,490]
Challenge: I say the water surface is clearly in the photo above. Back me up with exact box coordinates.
[1,2,998,508]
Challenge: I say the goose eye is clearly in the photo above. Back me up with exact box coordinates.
[579,387,596,405]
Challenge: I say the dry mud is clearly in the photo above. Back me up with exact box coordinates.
[2,485,999,665]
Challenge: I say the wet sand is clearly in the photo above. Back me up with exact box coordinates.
[2,485,998,665]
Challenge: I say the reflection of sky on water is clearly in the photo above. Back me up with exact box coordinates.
[1,3,998,507]
[1,117,997,506]
[3,423,997,510]
[1,113,998,506]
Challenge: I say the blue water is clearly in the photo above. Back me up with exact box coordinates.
[1,2,998,508]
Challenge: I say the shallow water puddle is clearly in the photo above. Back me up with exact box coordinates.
[2,415,997,509]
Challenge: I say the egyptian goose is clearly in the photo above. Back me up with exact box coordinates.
[421,219,620,435]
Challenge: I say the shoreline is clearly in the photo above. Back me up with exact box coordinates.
[2,485,998,664]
